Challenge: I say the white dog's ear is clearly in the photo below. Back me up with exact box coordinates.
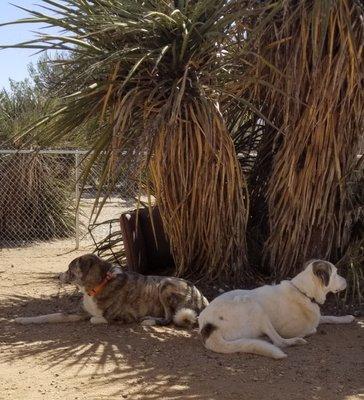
[303,259,316,269]
[312,261,332,286]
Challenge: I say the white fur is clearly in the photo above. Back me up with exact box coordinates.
[173,308,197,326]
[14,288,105,325]
[320,315,355,324]
[82,292,104,318]
[205,329,287,359]
[141,319,157,326]
[199,260,355,359]
[90,316,108,324]
[14,313,87,324]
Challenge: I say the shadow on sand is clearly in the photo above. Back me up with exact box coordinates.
[1,287,363,400]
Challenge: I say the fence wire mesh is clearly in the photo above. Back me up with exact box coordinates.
[0,149,140,252]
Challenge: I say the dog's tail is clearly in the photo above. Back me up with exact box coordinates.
[173,308,197,327]
[201,323,286,359]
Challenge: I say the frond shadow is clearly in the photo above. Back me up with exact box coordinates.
[1,292,363,400]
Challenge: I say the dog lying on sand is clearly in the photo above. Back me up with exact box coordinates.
[15,254,208,327]
[199,259,355,359]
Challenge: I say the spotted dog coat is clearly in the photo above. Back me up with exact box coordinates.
[15,254,209,327]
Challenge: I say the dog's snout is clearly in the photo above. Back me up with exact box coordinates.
[59,271,69,284]
[334,275,347,292]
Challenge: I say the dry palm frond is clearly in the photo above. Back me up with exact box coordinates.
[229,0,364,278]
[337,238,364,308]
[89,217,126,265]
[150,100,248,282]
[1,0,257,281]
[337,162,364,307]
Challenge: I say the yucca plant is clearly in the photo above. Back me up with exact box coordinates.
[2,0,261,282]
[229,0,364,278]
[4,0,362,287]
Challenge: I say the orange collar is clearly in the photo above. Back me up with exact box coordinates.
[87,271,116,297]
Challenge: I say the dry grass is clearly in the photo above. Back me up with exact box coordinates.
[0,153,74,243]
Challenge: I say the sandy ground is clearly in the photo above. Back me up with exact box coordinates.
[0,240,363,400]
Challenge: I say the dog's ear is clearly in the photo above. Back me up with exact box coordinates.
[68,258,81,273]
[77,254,96,273]
[312,260,332,286]
[303,259,316,270]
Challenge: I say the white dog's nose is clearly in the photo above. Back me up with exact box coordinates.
[337,276,347,292]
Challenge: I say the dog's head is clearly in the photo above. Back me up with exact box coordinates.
[301,259,347,304]
[59,254,110,290]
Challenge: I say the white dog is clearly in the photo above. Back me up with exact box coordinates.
[198,260,355,359]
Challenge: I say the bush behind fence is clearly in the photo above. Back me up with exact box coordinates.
[0,149,138,248]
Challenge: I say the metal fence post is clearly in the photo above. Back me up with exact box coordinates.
[75,152,80,249]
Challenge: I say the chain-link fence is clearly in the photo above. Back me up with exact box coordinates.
[0,149,141,251]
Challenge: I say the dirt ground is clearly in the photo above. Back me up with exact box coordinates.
[0,241,363,400]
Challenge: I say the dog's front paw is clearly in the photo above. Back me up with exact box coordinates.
[293,337,307,346]
[14,317,31,325]
[272,349,287,359]
[90,316,107,324]
[141,319,157,326]
[283,337,307,347]
[342,315,355,323]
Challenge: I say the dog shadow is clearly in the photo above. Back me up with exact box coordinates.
[1,291,363,400]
